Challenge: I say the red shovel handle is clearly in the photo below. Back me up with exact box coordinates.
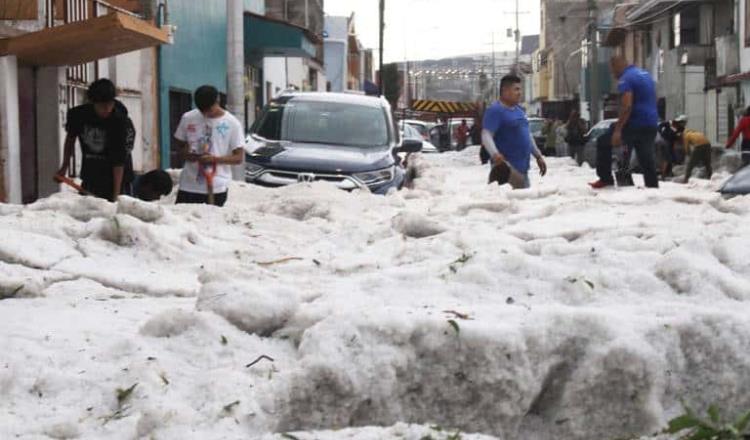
[199,161,218,205]
[54,174,92,196]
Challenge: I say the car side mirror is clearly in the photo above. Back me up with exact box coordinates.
[398,139,423,153]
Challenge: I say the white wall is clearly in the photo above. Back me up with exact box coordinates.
[263,57,286,103]
[740,0,750,110]
[0,56,21,203]
[263,57,317,102]
[36,66,65,198]
[324,41,347,92]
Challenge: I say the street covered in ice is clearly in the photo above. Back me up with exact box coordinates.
[2,148,750,439]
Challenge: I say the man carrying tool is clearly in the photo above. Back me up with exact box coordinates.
[173,85,243,207]
[482,74,547,189]
[57,79,135,201]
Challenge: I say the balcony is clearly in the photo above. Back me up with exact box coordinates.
[715,34,739,77]
[533,68,550,102]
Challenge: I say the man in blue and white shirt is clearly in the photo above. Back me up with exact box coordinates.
[482,74,547,189]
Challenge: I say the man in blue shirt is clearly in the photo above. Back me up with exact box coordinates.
[482,75,547,189]
[592,55,659,188]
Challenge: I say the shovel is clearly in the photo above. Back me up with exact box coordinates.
[489,161,527,189]
[54,174,92,196]
[200,161,218,205]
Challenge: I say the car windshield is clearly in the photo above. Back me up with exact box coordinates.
[529,119,544,134]
[587,121,614,138]
[253,99,389,148]
[402,124,422,140]
[406,122,428,138]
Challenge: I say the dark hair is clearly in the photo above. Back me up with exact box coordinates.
[744,106,750,117]
[567,110,580,124]
[87,79,117,103]
[500,74,522,91]
[137,170,173,201]
[194,85,219,112]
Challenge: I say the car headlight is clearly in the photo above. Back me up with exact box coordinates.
[245,161,265,176]
[354,166,395,186]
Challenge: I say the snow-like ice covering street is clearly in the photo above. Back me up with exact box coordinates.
[2,147,750,439]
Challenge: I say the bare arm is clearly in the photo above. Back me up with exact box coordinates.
[482,129,503,160]
[529,130,547,176]
[614,92,633,133]
[57,134,76,176]
[529,131,542,159]
[219,148,244,165]
[199,148,244,166]
[177,139,200,163]
[111,166,124,201]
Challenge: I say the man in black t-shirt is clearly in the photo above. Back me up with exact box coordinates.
[57,79,135,202]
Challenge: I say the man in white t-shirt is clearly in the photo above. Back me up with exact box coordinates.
[173,85,244,206]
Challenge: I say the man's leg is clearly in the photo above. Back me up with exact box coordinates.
[175,190,208,204]
[700,145,713,179]
[82,180,112,200]
[630,128,659,188]
[596,134,614,184]
[684,149,699,183]
[214,191,228,207]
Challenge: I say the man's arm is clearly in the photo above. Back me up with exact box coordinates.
[529,131,547,176]
[612,91,633,147]
[481,129,505,164]
[177,139,200,162]
[111,166,124,201]
[108,120,132,201]
[529,131,542,159]
[726,117,748,148]
[201,148,243,165]
[57,134,76,176]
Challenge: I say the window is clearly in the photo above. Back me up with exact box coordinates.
[169,90,193,168]
[672,5,700,48]
[254,99,389,148]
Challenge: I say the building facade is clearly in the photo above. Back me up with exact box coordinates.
[604,0,741,145]
[0,0,169,203]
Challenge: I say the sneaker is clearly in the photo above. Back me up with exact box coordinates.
[589,180,614,189]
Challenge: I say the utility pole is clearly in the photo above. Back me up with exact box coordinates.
[515,0,520,66]
[378,0,385,94]
[504,2,529,71]
[588,0,600,124]
[492,33,496,98]
[227,0,245,179]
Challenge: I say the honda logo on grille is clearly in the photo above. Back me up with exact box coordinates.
[297,173,316,183]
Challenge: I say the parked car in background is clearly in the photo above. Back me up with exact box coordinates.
[401,123,438,153]
[449,118,474,149]
[581,118,618,167]
[528,117,546,152]
[402,119,434,141]
[246,93,422,195]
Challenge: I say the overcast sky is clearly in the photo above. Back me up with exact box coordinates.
[324,0,542,63]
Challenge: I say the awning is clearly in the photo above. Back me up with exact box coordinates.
[627,0,701,21]
[244,12,319,59]
[0,12,169,67]
[708,70,750,88]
